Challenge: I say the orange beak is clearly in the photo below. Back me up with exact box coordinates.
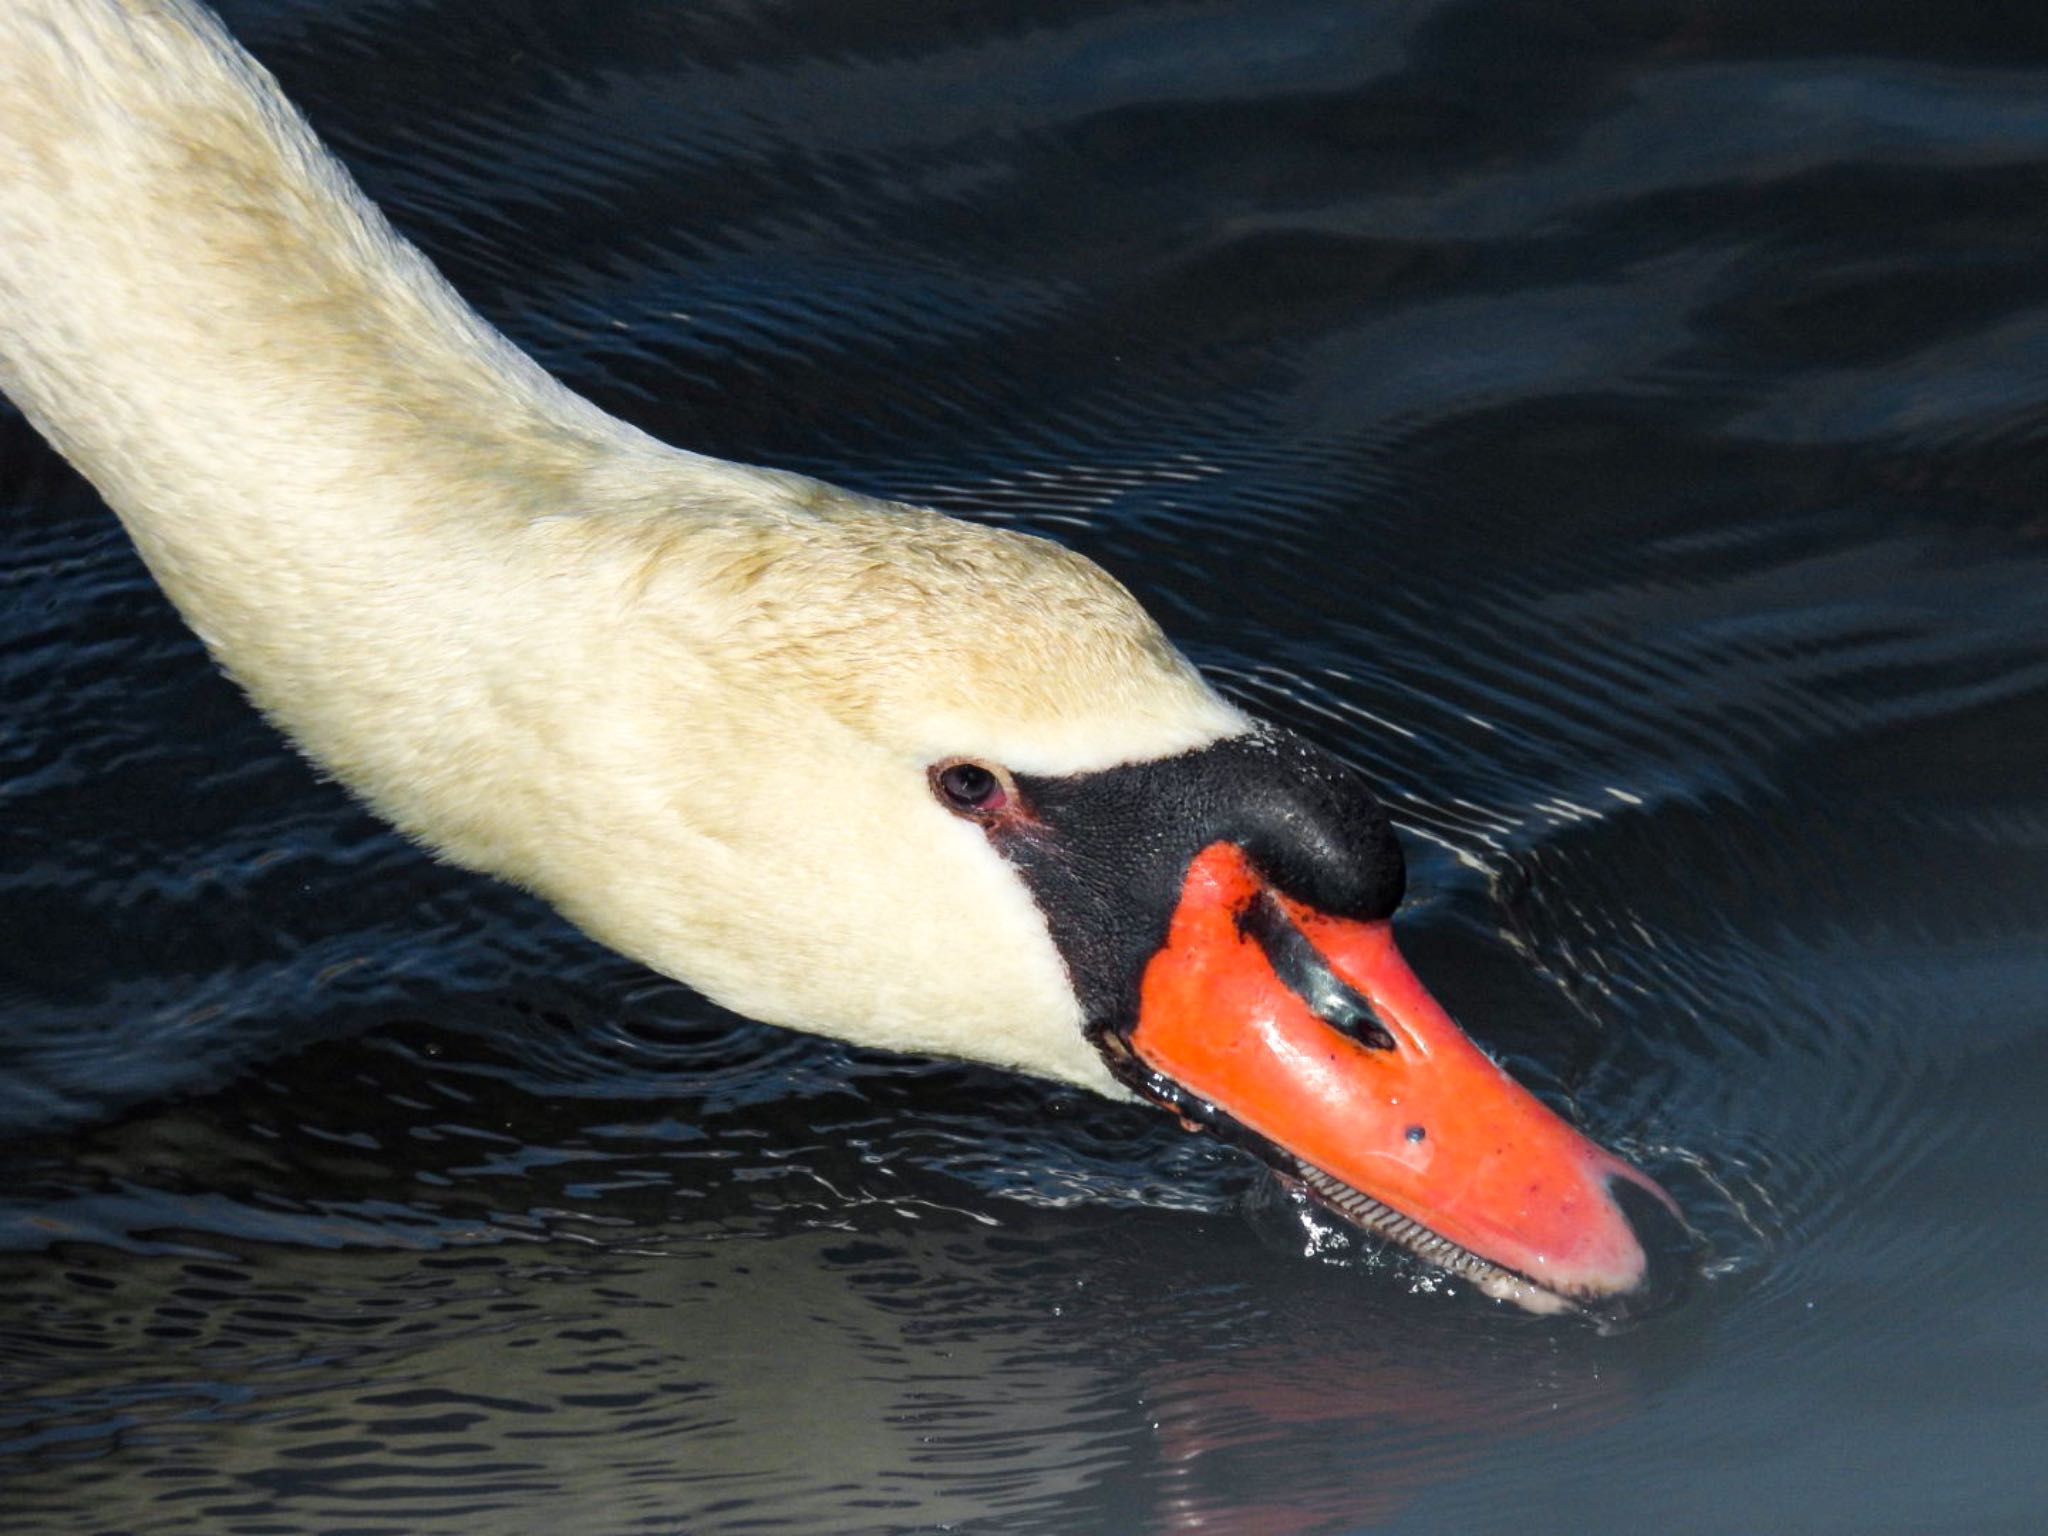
[1123,843,1688,1315]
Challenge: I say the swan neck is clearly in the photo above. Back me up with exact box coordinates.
[0,0,698,872]
[0,0,647,555]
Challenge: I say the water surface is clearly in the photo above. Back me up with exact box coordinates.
[3,1,2046,1531]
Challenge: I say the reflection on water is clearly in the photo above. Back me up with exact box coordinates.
[4,0,2048,1531]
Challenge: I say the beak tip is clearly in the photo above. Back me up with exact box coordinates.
[1593,1171,1698,1321]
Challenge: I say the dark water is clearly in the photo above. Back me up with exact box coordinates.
[4,1,2046,1530]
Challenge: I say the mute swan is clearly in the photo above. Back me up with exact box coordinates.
[0,0,1687,1314]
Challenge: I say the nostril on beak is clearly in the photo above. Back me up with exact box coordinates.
[1236,890,1397,1050]
[1602,1175,1699,1320]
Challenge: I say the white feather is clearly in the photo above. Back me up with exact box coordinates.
[0,0,1249,1095]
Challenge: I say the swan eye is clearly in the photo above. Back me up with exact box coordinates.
[933,760,1010,816]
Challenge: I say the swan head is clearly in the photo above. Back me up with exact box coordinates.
[500,485,1689,1316]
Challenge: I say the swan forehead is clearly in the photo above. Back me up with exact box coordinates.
[688,501,1250,774]
[912,683,1246,777]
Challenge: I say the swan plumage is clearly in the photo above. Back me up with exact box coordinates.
[0,0,1238,1091]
